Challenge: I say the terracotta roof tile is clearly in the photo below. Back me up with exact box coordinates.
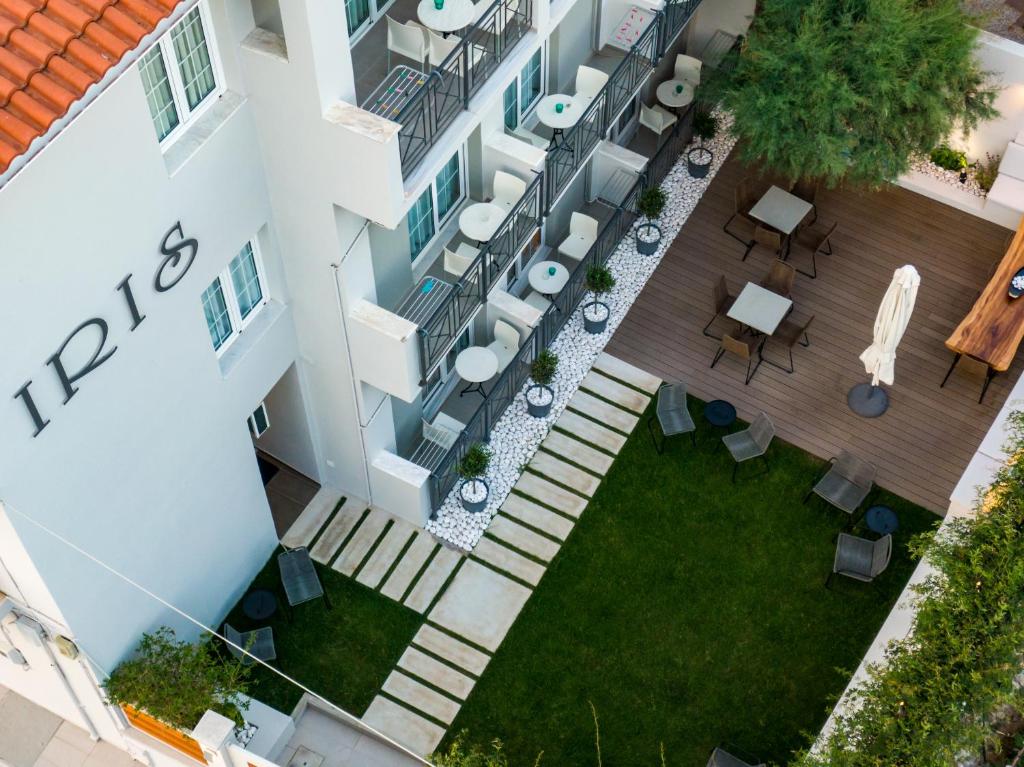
[0,0,180,176]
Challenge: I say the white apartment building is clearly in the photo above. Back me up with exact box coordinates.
[0,0,751,762]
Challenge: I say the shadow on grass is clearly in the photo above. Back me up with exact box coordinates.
[445,399,938,766]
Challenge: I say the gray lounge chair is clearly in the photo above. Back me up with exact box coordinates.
[722,412,774,482]
[648,382,696,453]
[707,746,766,767]
[826,533,892,588]
[804,450,876,520]
[223,623,276,666]
[278,546,331,609]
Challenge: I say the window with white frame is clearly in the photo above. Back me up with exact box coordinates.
[201,240,268,353]
[140,5,221,144]
[407,147,466,263]
[502,48,544,130]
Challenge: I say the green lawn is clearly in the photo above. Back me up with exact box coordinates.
[445,401,937,766]
[223,556,421,716]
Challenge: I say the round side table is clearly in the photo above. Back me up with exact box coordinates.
[242,589,277,621]
[865,505,899,536]
[703,399,737,429]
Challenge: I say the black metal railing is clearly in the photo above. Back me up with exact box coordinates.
[644,104,695,189]
[659,0,700,54]
[417,172,544,380]
[544,15,662,210]
[395,0,533,174]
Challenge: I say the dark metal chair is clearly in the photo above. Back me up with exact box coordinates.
[722,412,774,482]
[758,258,795,299]
[744,224,782,263]
[826,533,892,588]
[711,330,765,385]
[723,179,758,250]
[804,450,876,521]
[702,276,737,339]
[787,220,836,278]
[762,314,814,373]
[791,178,819,224]
[223,623,276,666]
[707,747,766,767]
[648,382,696,453]
[940,353,996,404]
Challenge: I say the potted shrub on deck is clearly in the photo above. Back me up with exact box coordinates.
[687,110,718,179]
[527,349,558,417]
[583,264,616,334]
[457,443,491,513]
[635,186,667,256]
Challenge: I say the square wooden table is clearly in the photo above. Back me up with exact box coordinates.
[727,283,793,335]
[749,186,814,253]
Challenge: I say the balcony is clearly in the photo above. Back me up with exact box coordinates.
[350,0,534,176]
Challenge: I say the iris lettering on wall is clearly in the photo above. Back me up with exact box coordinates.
[12,222,199,437]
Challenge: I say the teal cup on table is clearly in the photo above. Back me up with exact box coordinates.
[548,266,557,276]
[675,83,683,94]
[555,102,564,114]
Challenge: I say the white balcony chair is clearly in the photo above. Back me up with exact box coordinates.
[493,170,527,214]
[524,291,552,313]
[387,16,428,70]
[510,125,549,149]
[428,29,461,67]
[558,212,599,261]
[639,103,677,137]
[487,319,521,372]
[574,65,609,110]
[673,54,702,86]
[444,242,481,278]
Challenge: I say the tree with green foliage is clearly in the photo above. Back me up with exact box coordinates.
[105,627,250,731]
[711,0,998,188]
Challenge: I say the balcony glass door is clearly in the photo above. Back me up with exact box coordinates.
[345,0,372,38]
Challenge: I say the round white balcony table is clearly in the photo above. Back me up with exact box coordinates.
[528,260,570,297]
[459,202,505,243]
[455,346,499,398]
[656,79,694,110]
[417,0,475,33]
[536,94,581,150]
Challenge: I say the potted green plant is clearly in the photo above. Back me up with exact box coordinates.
[457,443,491,513]
[929,144,969,182]
[687,110,718,178]
[527,349,558,418]
[583,264,616,334]
[635,186,666,256]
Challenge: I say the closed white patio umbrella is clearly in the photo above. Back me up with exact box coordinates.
[848,265,921,417]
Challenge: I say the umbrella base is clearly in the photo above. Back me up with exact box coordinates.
[848,383,889,417]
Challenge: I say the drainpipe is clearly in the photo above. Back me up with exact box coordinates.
[10,614,101,741]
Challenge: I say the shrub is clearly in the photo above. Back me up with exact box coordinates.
[458,443,491,485]
[637,187,667,223]
[585,265,616,298]
[929,144,968,172]
[974,152,1001,192]
[531,349,558,387]
[692,110,718,143]
[105,627,250,731]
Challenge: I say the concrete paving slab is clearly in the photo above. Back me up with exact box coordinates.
[513,474,588,518]
[581,370,651,414]
[594,352,662,393]
[332,509,390,576]
[528,452,600,496]
[397,647,475,699]
[488,516,560,561]
[500,494,574,540]
[554,409,628,454]
[568,390,639,434]
[412,625,490,676]
[541,431,614,475]
[473,538,546,586]
[357,523,416,589]
[404,547,462,613]
[310,497,366,564]
[382,672,460,724]
[428,560,533,652]
[282,488,343,547]
[381,534,437,602]
[0,689,61,767]
[362,697,445,757]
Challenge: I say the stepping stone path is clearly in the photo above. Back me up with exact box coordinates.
[281,354,658,758]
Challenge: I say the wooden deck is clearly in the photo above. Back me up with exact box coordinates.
[606,154,1019,514]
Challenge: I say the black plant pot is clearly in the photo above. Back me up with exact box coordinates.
[687,146,713,178]
[526,384,554,418]
[583,301,610,334]
[459,478,489,514]
[636,222,661,256]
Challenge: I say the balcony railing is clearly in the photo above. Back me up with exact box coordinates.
[417,171,545,380]
[427,175,644,510]
[396,0,533,174]
[544,16,662,209]
[660,0,701,52]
